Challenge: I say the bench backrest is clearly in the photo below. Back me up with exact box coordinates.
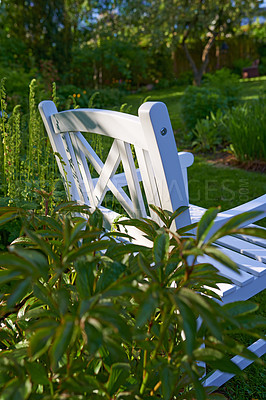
[39,100,191,228]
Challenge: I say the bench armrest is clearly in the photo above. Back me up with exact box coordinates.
[178,152,194,201]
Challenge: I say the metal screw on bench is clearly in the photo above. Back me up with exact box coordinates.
[160,127,167,136]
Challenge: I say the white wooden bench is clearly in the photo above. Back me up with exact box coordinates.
[39,100,266,389]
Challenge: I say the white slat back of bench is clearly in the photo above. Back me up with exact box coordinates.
[39,100,191,227]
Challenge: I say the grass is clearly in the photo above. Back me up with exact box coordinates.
[239,77,266,101]
[189,156,266,226]
[124,81,266,399]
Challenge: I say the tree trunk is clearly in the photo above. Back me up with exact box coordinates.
[182,41,201,86]
[182,31,219,86]
[172,50,178,77]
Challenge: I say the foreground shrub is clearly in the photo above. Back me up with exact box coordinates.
[0,203,265,399]
[226,100,266,162]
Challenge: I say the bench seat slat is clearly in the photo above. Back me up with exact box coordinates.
[216,236,266,264]
[197,255,254,287]
[215,246,266,277]
[233,224,266,248]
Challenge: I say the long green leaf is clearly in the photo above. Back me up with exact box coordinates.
[204,246,239,272]
[29,326,56,360]
[0,211,19,226]
[175,297,197,356]
[7,277,31,308]
[197,208,219,245]
[233,226,266,239]
[106,363,130,396]
[24,228,60,263]
[207,211,262,243]
[153,233,169,264]
[135,287,159,327]
[168,206,189,228]
[160,365,177,400]
[50,316,75,369]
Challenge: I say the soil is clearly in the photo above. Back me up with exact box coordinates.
[198,151,266,174]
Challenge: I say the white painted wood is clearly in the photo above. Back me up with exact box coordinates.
[51,108,147,149]
[178,151,194,200]
[203,339,266,389]
[216,236,266,263]
[210,283,236,298]
[138,102,191,228]
[234,224,266,248]
[38,101,81,202]
[215,245,266,277]
[197,255,254,287]
[116,140,147,218]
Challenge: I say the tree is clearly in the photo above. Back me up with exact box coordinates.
[178,0,263,85]
[120,0,263,85]
[0,0,92,76]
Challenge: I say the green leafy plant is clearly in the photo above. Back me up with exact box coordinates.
[180,86,228,131]
[225,99,266,162]
[192,110,228,152]
[203,69,241,107]
[2,79,63,206]
[0,202,265,399]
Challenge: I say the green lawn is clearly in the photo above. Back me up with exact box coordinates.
[189,156,266,226]
[239,76,266,101]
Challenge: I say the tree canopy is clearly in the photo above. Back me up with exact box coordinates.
[0,0,265,86]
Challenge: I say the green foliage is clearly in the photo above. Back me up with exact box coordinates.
[0,78,65,219]
[57,85,123,110]
[232,58,253,77]
[192,110,228,152]
[0,67,44,113]
[180,69,241,132]
[225,99,266,162]
[203,69,241,107]
[0,203,265,399]
[177,71,194,86]
[180,86,228,131]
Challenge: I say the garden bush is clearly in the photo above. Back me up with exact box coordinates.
[232,58,253,77]
[202,68,241,108]
[0,202,265,399]
[191,110,228,152]
[180,86,228,131]
[0,67,41,113]
[225,99,266,162]
[180,69,241,132]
